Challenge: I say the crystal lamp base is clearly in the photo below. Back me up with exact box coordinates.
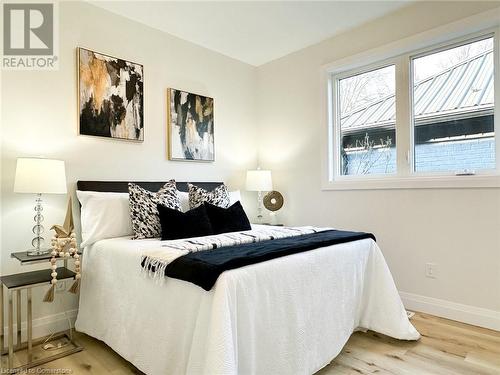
[28,193,48,256]
[27,248,51,256]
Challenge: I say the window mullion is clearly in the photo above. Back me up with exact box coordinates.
[395,55,411,177]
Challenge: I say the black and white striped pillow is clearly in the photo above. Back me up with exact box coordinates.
[188,183,230,209]
[129,181,180,239]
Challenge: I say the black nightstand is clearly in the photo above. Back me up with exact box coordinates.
[256,223,284,226]
[11,250,63,264]
[0,252,83,371]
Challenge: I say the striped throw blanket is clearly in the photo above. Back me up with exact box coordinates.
[141,226,324,281]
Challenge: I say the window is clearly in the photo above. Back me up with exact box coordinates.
[327,29,499,187]
[338,65,396,176]
[412,37,495,173]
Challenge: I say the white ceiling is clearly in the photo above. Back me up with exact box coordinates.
[92,1,411,66]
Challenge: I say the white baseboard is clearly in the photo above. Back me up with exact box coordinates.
[400,291,500,332]
[2,309,78,342]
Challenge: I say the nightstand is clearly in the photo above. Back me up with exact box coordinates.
[257,223,284,226]
[0,251,83,371]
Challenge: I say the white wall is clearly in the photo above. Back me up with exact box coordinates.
[0,1,258,335]
[256,1,500,329]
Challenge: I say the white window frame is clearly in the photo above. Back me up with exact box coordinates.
[321,9,500,190]
[332,61,398,180]
[409,33,496,176]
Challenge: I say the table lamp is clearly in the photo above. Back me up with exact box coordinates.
[14,158,67,256]
[246,169,272,222]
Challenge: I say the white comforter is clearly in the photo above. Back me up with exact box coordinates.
[75,226,419,375]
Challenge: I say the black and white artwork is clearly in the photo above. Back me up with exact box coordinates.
[168,88,214,161]
[78,47,144,141]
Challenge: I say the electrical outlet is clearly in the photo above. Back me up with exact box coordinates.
[425,263,438,279]
[56,281,66,292]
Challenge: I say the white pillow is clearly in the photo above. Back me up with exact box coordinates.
[177,189,241,212]
[177,191,190,212]
[229,190,241,205]
[77,190,134,248]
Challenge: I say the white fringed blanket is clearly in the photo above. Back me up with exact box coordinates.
[141,226,322,280]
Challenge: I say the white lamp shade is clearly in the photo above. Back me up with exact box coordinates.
[14,158,67,194]
[246,170,273,191]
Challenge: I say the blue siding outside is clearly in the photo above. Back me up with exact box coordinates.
[344,137,495,175]
[344,147,396,175]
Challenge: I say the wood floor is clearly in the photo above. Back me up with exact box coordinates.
[319,312,500,375]
[3,312,500,374]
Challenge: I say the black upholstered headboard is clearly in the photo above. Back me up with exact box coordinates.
[76,181,223,193]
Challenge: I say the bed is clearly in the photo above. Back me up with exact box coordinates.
[74,181,420,375]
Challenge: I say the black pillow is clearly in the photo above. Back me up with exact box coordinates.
[204,201,251,235]
[157,203,213,240]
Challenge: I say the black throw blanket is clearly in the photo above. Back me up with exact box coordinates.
[166,229,376,290]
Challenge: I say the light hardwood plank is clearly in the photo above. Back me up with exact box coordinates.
[319,312,500,375]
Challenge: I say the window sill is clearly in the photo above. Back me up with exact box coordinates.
[322,175,500,190]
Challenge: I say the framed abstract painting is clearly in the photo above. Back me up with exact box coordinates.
[78,47,144,141]
[167,88,214,161]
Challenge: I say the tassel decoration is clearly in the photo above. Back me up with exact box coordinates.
[69,278,80,294]
[68,233,81,294]
[43,283,55,302]
[44,246,59,303]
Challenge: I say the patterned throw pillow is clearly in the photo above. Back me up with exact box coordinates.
[129,181,180,239]
[188,183,230,209]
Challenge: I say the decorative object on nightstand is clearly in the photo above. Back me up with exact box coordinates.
[44,197,81,302]
[14,158,67,256]
[263,190,284,225]
[246,169,272,222]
